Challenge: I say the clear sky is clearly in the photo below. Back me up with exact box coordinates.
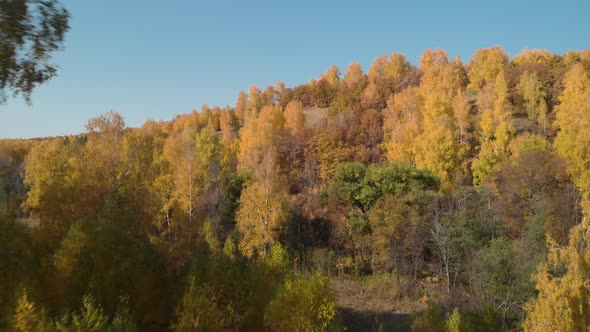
[1,0,589,138]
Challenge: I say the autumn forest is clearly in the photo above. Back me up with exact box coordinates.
[3,4,590,331]
[2,45,590,331]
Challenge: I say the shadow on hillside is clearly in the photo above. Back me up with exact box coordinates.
[339,307,415,332]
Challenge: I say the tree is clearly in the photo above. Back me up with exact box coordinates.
[553,64,590,211]
[314,127,351,181]
[238,104,287,175]
[284,100,306,141]
[414,50,467,188]
[264,273,337,332]
[164,128,198,221]
[411,301,445,332]
[524,217,590,332]
[219,108,237,144]
[343,62,366,96]
[472,72,513,185]
[24,137,84,235]
[512,49,559,67]
[0,219,40,329]
[13,292,137,332]
[330,162,439,213]
[467,47,509,91]
[383,88,422,165]
[83,111,127,191]
[494,134,576,243]
[517,71,548,134]
[472,238,533,322]
[452,89,471,145]
[235,104,291,258]
[174,278,230,331]
[235,174,290,258]
[12,291,50,332]
[52,208,169,329]
[321,65,340,87]
[235,90,249,125]
[363,53,413,109]
[248,85,263,115]
[0,0,70,104]
[368,193,427,275]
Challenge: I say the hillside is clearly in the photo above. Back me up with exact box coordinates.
[2,47,590,331]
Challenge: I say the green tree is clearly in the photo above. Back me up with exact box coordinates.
[411,301,445,332]
[0,0,70,104]
[174,278,230,331]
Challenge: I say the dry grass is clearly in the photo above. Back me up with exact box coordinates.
[331,275,426,331]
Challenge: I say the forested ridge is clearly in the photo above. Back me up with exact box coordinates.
[2,47,590,331]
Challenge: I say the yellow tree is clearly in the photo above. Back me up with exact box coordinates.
[219,108,236,144]
[553,64,590,210]
[512,48,559,67]
[517,71,548,134]
[284,100,306,141]
[164,128,199,223]
[362,53,412,109]
[26,113,129,229]
[235,90,249,125]
[219,108,239,174]
[24,138,77,230]
[248,85,263,116]
[343,62,366,95]
[264,274,337,331]
[163,126,220,223]
[413,49,467,188]
[236,167,290,258]
[238,105,287,174]
[383,88,422,164]
[74,112,127,201]
[321,65,340,87]
[562,50,590,70]
[524,217,590,331]
[236,105,290,257]
[12,292,50,332]
[472,71,513,185]
[119,122,167,233]
[467,46,509,91]
[453,88,471,145]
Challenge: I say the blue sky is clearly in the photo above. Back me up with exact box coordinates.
[1,0,589,138]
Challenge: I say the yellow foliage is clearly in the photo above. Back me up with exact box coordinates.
[236,178,290,258]
[264,274,337,332]
[411,50,467,187]
[467,47,509,91]
[238,104,287,175]
[284,100,306,140]
[554,64,590,211]
[472,72,514,185]
[524,218,590,331]
[383,88,422,164]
